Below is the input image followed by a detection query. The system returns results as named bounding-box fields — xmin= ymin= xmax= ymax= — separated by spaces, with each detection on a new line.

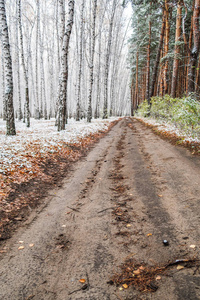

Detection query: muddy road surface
xmin=1 ymin=118 xmax=200 ymax=300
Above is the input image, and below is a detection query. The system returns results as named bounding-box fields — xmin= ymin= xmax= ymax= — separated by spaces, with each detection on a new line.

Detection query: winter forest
xmin=1 ymin=1 xmax=200 ymax=298
xmin=0 ymin=0 xmax=131 ymax=135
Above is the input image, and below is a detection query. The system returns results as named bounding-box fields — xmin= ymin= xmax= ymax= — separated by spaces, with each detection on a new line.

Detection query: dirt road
xmin=1 ymin=118 xmax=200 ymax=300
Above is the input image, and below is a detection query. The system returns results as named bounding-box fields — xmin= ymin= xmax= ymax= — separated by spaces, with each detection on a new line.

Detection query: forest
xmin=0 ymin=0 xmax=130 ymax=135
xmin=1 ymin=1 xmax=200 ymax=299
xmin=130 ymin=0 xmax=200 ymax=116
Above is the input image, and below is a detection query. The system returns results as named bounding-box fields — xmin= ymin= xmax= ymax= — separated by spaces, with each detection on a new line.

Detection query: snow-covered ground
xmin=0 ymin=118 xmax=119 ymax=176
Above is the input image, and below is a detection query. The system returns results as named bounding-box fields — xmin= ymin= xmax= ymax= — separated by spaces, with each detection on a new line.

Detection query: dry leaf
xmin=0 ymin=250 xmax=7 ymax=253
xmin=133 ymin=269 xmax=140 ymax=275
xmin=139 ymin=266 xmax=145 ymax=270
xmin=79 ymin=279 xmax=86 ymax=283
xmin=18 ymin=246 xmax=24 ymax=250
xmin=177 ymin=265 xmax=184 ymax=270
xmin=147 ymin=233 xmax=152 ymax=237
xmin=122 ymin=284 xmax=128 ymax=289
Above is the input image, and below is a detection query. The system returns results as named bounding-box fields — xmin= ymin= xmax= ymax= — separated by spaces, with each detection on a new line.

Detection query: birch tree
xmin=0 ymin=0 xmax=16 ymax=135
xmin=103 ymin=0 xmax=117 ymax=119
xmin=57 ymin=0 xmax=75 ymax=131
xmin=18 ymin=0 xmax=30 ymax=127
xmin=87 ymin=0 xmax=97 ymax=122
xmin=76 ymin=0 xmax=85 ymax=121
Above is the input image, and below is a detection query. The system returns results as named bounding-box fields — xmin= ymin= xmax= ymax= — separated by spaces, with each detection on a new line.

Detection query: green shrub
xmin=136 ymin=95 xmax=200 ymax=138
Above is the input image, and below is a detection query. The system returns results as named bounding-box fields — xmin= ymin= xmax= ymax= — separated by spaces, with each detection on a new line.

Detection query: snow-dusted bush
xmin=137 ymin=95 xmax=200 ymax=138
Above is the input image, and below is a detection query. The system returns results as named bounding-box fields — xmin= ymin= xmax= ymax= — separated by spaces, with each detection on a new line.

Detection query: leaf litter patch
xmin=109 ymin=257 xmax=199 ymax=293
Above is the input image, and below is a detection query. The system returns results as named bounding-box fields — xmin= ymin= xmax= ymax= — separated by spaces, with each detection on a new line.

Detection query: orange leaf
xmin=79 ymin=279 xmax=86 ymax=283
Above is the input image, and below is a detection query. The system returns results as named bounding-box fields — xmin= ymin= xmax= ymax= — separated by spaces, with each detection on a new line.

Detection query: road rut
xmin=1 ymin=118 xmax=200 ymax=300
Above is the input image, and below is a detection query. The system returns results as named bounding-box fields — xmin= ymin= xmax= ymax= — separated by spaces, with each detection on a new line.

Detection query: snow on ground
xmin=135 ymin=116 xmax=200 ymax=144
xmin=0 ymin=117 xmax=119 ymax=175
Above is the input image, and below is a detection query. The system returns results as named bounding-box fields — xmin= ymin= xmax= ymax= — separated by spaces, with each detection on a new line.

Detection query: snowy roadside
xmin=0 ymin=117 xmax=119 ymax=200
xmin=135 ymin=116 xmax=200 ymax=153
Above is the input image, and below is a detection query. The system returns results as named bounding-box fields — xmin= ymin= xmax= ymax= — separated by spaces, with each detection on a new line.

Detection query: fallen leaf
xmin=79 ymin=279 xmax=86 ymax=283
xmin=133 ymin=269 xmax=140 ymax=275
xmin=156 ymin=276 xmax=161 ymax=280
xmin=127 ymin=224 xmax=131 ymax=228
xmin=122 ymin=284 xmax=128 ymax=289
xmin=18 ymin=246 xmax=24 ymax=250
xmin=29 ymin=244 xmax=34 ymax=247
xmin=0 ymin=250 xmax=7 ymax=253
xmin=139 ymin=266 xmax=145 ymax=270
xmin=177 ymin=265 xmax=184 ymax=270
xmin=190 ymin=245 xmax=196 ymax=249
xmin=147 ymin=233 xmax=152 ymax=237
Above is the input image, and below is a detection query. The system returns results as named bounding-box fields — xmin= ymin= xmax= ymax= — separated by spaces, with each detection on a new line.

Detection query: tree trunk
xmin=18 ymin=0 xmax=30 ymax=127
xmin=0 ymin=34 xmax=6 ymax=121
xmin=146 ymin=19 xmax=151 ymax=100
xmin=163 ymin=0 xmax=170 ymax=95
xmin=149 ymin=11 xmax=165 ymax=101
xmin=76 ymin=0 xmax=85 ymax=121
xmin=87 ymin=0 xmax=97 ymax=123
xmin=135 ymin=50 xmax=139 ymax=109
xmin=0 ymin=0 xmax=16 ymax=135
xmin=57 ymin=0 xmax=75 ymax=131
xmin=35 ymin=0 xmax=40 ymax=119
xmin=94 ymin=2 xmax=106 ymax=119
xmin=103 ymin=0 xmax=117 ymax=119
xmin=188 ymin=0 xmax=200 ymax=94
xmin=171 ymin=2 xmax=182 ymax=98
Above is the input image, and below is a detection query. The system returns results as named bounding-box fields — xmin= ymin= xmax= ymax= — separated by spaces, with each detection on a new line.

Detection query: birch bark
xmin=103 ymin=0 xmax=117 ymax=119
xmin=87 ymin=0 xmax=97 ymax=123
xmin=57 ymin=0 xmax=75 ymax=131
xmin=76 ymin=0 xmax=85 ymax=121
xmin=18 ymin=0 xmax=30 ymax=127
xmin=0 ymin=0 xmax=16 ymax=135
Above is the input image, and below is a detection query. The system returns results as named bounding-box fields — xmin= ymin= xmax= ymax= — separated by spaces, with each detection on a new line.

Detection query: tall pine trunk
xmin=149 ymin=11 xmax=165 ymax=101
xmin=188 ymin=0 xmax=200 ymax=94
xmin=171 ymin=2 xmax=182 ymax=98
xmin=146 ymin=19 xmax=151 ymax=101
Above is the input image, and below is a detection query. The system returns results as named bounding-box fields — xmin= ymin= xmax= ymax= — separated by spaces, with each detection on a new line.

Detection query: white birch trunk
xmin=57 ymin=0 xmax=75 ymax=131
xmin=87 ymin=0 xmax=97 ymax=122
xmin=76 ymin=0 xmax=85 ymax=121
xmin=35 ymin=0 xmax=40 ymax=119
xmin=0 ymin=0 xmax=16 ymax=135
xmin=18 ymin=0 xmax=30 ymax=127
xmin=103 ymin=0 xmax=117 ymax=119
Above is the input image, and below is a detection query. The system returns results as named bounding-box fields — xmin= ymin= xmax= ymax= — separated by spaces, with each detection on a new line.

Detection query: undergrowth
xmin=136 ymin=95 xmax=200 ymax=138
